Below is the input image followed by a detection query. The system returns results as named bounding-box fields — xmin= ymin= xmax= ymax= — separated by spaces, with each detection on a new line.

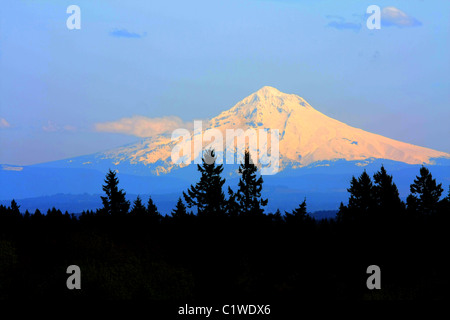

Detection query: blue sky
xmin=0 ymin=0 xmax=449 ymax=165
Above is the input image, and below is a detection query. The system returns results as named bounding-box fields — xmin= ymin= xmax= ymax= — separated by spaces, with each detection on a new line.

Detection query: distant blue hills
xmin=1 ymin=158 xmax=449 ymax=218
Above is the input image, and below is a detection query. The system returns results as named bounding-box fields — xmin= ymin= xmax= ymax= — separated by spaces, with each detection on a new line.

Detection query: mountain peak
xmin=53 ymin=87 xmax=450 ymax=175
xmin=225 ymin=86 xmax=311 ymax=118
xmin=254 ymin=86 xmax=284 ymax=97
xmin=205 ymin=86 xmax=449 ymax=168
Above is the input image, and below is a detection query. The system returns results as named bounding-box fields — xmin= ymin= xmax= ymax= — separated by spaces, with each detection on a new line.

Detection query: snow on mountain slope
xmin=213 ymin=86 xmax=449 ymax=166
xmin=38 ymin=86 xmax=450 ymax=175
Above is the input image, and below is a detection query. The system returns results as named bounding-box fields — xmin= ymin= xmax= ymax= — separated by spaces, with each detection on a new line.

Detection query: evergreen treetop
xmin=100 ymin=169 xmax=130 ymax=216
xmin=183 ymin=149 xmax=227 ymax=217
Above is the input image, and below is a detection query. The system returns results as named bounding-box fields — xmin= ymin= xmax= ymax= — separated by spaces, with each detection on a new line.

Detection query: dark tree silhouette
xmin=336 ymin=202 xmax=347 ymax=223
xmin=183 ymin=149 xmax=226 ymax=217
xmin=441 ymin=185 xmax=450 ymax=214
xmin=348 ymin=170 xmax=374 ymax=212
xmin=407 ymin=166 xmax=443 ymax=215
xmin=271 ymin=209 xmax=283 ymax=224
xmin=373 ymin=165 xmax=404 ymax=219
xmin=285 ymin=198 xmax=310 ymax=224
xmin=147 ymin=196 xmax=161 ymax=221
xmin=235 ymin=149 xmax=268 ymax=216
xmin=131 ymin=195 xmax=147 ymax=217
xmin=100 ymin=169 xmax=130 ymax=216
xmin=33 ymin=208 xmax=42 ymax=218
xmin=171 ymin=197 xmax=188 ymax=219
xmin=0 ymin=161 xmax=449 ymax=300
xmin=444 ymin=185 xmax=450 ymax=205
xmin=10 ymin=199 xmax=20 ymax=216
xmin=337 ymin=170 xmax=375 ymax=222
xmin=225 ymin=187 xmax=240 ymax=218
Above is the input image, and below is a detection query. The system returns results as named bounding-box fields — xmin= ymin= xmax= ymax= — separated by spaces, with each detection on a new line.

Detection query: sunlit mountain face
xmin=37 ymin=86 xmax=449 ymax=175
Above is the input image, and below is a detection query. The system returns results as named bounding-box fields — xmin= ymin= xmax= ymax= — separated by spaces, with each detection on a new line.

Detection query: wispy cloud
xmin=109 ymin=29 xmax=146 ymax=39
xmin=327 ymin=7 xmax=421 ymax=31
xmin=326 ymin=15 xmax=361 ymax=32
xmin=63 ymin=125 xmax=77 ymax=132
xmin=95 ymin=116 xmax=192 ymax=137
xmin=42 ymin=121 xmax=77 ymax=133
xmin=381 ymin=7 xmax=422 ymax=28
xmin=42 ymin=121 xmax=58 ymax=132
xmin=0 ymin=118 xmax=11 ymax=128
xmin=327 ymin=21 xmax=361 ymax=31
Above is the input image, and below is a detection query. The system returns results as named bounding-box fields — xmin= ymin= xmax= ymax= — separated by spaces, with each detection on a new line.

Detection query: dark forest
xmin=0 ymin=150 xmax=449 ymax=300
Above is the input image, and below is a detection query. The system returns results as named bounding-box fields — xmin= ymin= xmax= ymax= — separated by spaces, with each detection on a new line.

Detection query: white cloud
xmin=382 ymin=7 xmax=421 ymax=27
xmin=95 ymin=115 xmax=193 ymax=137
xmin=0 ymin=118 xmax=11 ymax=128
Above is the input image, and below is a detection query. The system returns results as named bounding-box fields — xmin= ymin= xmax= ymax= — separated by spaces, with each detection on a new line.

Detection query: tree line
xmin=0 ymin=149 xmax=449 ymax=300
xmin=2 ymin=149 xmax=448 ymax=223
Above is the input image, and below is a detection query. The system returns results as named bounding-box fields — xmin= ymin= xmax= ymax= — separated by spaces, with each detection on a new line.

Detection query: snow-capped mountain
xmin=2 ymin=86 xmax=449 ymax=212
xmin=41 ymin=86 xmax=449 ymax=175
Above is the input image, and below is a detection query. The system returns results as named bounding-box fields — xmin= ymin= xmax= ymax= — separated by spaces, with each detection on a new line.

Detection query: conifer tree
xmin=9 ymin=199 xmax=20 ymax=216
xmin=100 ymin=169 xmax=130 ymax=216
xmin=444 ymin=185 xmax=450 ymax=205
xmin=292 ymin=199 xmax=308 ymax=219
xmin=285 ymin=198 xmax=310 ymax=224
xmin=131 ymin=195 xmax=147 ymax=216
xmin=147 ymin=196 xmax=161 ymax=220
xmin=407 ymin=166 xmax=443 ymax=215
xmin=336 ymin=202 xmax=348 ymax=223
xmin=440 ymin=185 xmax=450 ymax=216
xmin=373 ymin=165 xmax=404 ymax=219
xmin=235 ymin=149 xmax=268 ymax=216
xmin=183 ymin=149 xmax=226 ymax=217
xmin=272 ymin=209 xmax=283 ymax=224
xmin=34 ymin=208 xmax=42 ymax=218
xmin=171 ymin=197 xmax=188 ymax=219
xmin=47 ymin=207 xmax=62 ymax=218
xmin=347 ymin=170 xmax=374 ymax=212
xmin=339 ymin=170 xmax=375 ymax=222
xmin=0 ymin=204 xmax=6 ymax=215
xmin=225 ymin=187 xmax=240 ymax=218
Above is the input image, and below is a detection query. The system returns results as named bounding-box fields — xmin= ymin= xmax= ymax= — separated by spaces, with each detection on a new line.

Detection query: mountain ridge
xmin=30 ymin=86 xmax=449 ymax=176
